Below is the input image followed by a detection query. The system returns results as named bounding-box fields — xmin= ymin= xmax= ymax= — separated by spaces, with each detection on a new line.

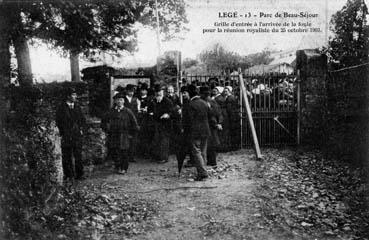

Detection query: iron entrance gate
xmin=183 ymin=73 xmax=299 ymax=147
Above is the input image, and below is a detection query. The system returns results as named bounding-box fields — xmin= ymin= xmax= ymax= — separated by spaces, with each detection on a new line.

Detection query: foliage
xmin=246 ymin=49 xmax=274 ymax=66
xmin=68 ymin=190 xmax=160 ymax=238
xmin=1 ymin=0 xmax=188 ymax=57
xmin=329 ymin=0 xmax=369 ymax=68
xmin=0 ymin=83 xmax=88 ymax=238
xmin=0 ymin=86 xmax=58 ymax=238
xmin=36 ymin=81 xmax=88 ymax=110
xmin=198 ymin=43 xmax=250 ymax=74
xmin=159 ymin=55 xmax=178 ymax=76
xmin=0 ymin=0 xmax=188 ymax=86
xmin=197 ymin=44 xmax=273 ymax=74
xmin=182 ymin=58 xmax=199 ymax=69
xmin=253 ymin=149 xmax=369 ymax=239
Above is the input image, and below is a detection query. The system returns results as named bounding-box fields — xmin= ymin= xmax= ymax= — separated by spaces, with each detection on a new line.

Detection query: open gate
xmin=184 ymin=73 xmax=300 ymax=148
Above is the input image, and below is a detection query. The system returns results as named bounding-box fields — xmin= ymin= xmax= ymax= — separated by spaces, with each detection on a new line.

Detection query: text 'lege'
xmin=218 ymin=11 xmax=238 ymax=18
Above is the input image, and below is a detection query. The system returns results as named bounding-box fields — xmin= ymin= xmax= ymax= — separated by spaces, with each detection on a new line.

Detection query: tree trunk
xmin=13 ymin=35 xmax=33 ymax=86
xmin=70 ymin=51 xmax=81 ymax=82
xmin=0 ymin=9 xmax=11 ymax=240
xmin=0 ymin=7 xmax=11 ymax=87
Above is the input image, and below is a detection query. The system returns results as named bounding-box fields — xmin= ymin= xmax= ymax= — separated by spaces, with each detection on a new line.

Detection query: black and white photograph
xmin=0 ymin=0 xmax=368 ymax=239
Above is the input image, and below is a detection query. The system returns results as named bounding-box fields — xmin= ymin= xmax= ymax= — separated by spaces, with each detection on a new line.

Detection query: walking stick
xmin=239 ymin=74 xmax=262 ymax=160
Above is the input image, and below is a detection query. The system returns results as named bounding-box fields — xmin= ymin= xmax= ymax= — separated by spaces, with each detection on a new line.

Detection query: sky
xmin=30 ymin=0 xmax=353 ymax=79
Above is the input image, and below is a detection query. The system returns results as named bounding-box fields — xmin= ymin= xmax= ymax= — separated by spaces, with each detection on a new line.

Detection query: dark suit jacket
xmin=149 ymin=96 xmax=174 ymax=135
xmin=101 ymin=107 xmax=139 ymax=149
xmin=124 ymin=96 xmax=139 ymax=116
xmin=167 ymin=94 xmax=181 ymax=107
xmin=183 ymin=96 xmax=211 ymax=140
xmin=204 ymin=96 xmax=223 ymax=146
xmin=225 ymin=94 xmax=239 ymax=129
xmin=56 ymin=102 xmax=86 ymax=145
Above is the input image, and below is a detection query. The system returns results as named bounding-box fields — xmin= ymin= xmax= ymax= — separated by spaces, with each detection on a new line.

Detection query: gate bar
xmin=239 ymin=73 xmax=262 ymax=159
xmin=240 ymin=79 xmax=243 ymax=149
xmin=297 ymin=70 xmax=301 ymax=145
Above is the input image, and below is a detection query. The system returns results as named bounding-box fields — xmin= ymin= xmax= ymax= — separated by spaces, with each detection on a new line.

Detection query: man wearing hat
xmin=137 ymin=82 xmax=153 ymax=157
xmin=149 ymin=84 xmax=174 ymax=163
xmin=211 ymin=86 xmax=227 ymax=151
xmin=56 ymin=87 xmax=87 ymax=181
xmin=101 ymin=92 xmax=140 ymax=174
xmin=124 ymin=84 xmax=141 ymax=162
xmin=138 ymin=83 xmax=150 ymax=111
xmin=173 ymin=86 xmax=195 ymax=169
xmin=200 ymin=86 xmax=223 ymax=167
xmin=224 ymin=85 xmax=240 ymax=150
xmin=182 ymin=84 xmax=210 ymax=181
xmin=124 ymin=84 xmax=140 ymax=116
xmin=166 ymin=84 xmax=181 ymax=154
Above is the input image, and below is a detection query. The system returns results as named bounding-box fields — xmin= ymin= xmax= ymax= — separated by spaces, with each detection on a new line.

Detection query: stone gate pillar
xmin=296 ymin=49 xmax=328 ymax=145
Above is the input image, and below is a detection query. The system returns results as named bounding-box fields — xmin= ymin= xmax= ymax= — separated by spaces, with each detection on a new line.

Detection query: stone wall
xmin=325 ymin=65 xmax=369 ymax=165
xmin=296 ymin=49 xmax=368 ymax=166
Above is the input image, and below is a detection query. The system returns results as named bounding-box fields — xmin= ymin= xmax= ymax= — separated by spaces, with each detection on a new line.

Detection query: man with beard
xmin=124 ymin=84 xmax=140 ymax=162
xmin=149 ymin=84 xmax=174 ymax=163
xmin=166 ymin=84 xmax=181 ymax=154
xmin=200 ymin=86 xmax=223 ymax=167
xmin=166 ymin=84 xmax=181 ymax=107
xmin=183 ymin=84 xmax=210 ymax=181
xmin=137 ymin=83 xmax=153 ymax=157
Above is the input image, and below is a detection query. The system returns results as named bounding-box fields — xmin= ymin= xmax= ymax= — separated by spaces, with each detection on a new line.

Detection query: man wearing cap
xmin=200 ymin=86 xmax=223 ymax=167
xmin=101 ymin=92 xmax=140 ymax=174
xmin=149 ymin=84 xmax=174 ymax=163
xmin=183 ymin=84 xmax=210 ymax=181
xmin=124 ymin=84 xmax=141 ymax=162
xmin=56 ymin=87 xmax=87 ymax=181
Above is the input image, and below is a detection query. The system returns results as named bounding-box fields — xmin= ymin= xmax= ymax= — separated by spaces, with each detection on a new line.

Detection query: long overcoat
xmin=206 ymin=97 xmax=223 ymax=146
xmin=183 ymin=96 xmax=211 ymax=140
xmin=101 ymin=107 xmax=139 ymax=150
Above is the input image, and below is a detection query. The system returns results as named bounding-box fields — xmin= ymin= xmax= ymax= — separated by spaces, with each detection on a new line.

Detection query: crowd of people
xmin=56 ymin=81 xmax=241 ymax=182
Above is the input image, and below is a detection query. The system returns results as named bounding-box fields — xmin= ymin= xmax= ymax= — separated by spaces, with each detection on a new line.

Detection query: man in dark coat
xmin=56 ymin=87 xmax=87 ymax=180
xmin=212 ymin=86 xmax=228 ymax=151
xmin=149 ymin=84 xmax=174 ymax=163
xmin=200 ymin=86 xmax=223 ymax=167
xmin=166 ymin=84 xmax=181 ymax=107
xmin=124 ymin=84 xmax=140 ymax=162
xmin=173 ymin=86 xmax=195 ymax=170
xmin=183 ymin=84 xmax=210 ymax=181
xmin=224 ymin=86 xmax=240 ymax=150
xmin=137 ymin=83 xmax=153 ymax=157
xmin=167 ymin=84 xmax=181 ymax=154
xmin=101 ymin=92 xmax=139 ymax=174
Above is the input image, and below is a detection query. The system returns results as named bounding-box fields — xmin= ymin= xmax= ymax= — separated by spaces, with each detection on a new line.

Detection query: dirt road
xmin=79 ymin=149 xmax=278 ymax=240
xmin=74 ymin=149 xmax=368 ymax=240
